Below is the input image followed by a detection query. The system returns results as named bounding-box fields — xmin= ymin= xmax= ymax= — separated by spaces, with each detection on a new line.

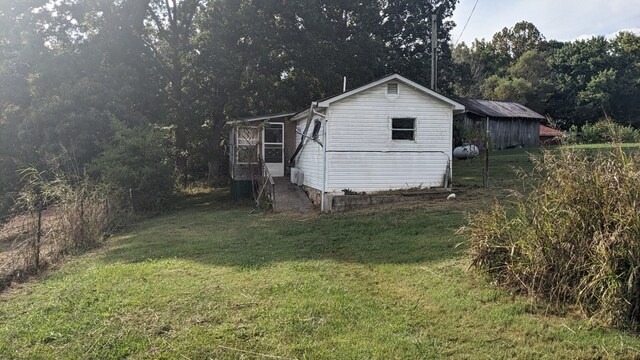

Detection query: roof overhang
xmin=289 ymin=108 xmax=311 ymax=122
xmin=315 ymin=74 xmax=465 ymax=111
xmin=225 ymin=112 xmax=296 ymax=126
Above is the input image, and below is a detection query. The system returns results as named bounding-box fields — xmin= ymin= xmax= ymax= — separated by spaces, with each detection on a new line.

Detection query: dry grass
xmin=464 ymin=145 xmax=640 ymax=331
xmin=0 ymin=192 xmax=114 ymax=290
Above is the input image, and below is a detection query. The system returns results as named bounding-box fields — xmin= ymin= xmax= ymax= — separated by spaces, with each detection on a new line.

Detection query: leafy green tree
xmin=452 ymin=39 xmax=504 ymax=98
xmin=381 ymin=0 xmax=458 ymax=93
xmin=482 ymin=49 xmax=553 ymax=113
xmin=491 ymin=21 xmax=545 ymax=65
xmin=548 ymin=33 xmax=640 ymax=126
xmin=89 ymin=121 xmax=176 ymax=212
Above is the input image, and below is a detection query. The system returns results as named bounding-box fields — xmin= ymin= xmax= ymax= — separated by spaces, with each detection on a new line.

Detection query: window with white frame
xmin=236 ymin=126 xmax=259 ymax=164
xmin=391 ymin=117 xmax=416 ymax=140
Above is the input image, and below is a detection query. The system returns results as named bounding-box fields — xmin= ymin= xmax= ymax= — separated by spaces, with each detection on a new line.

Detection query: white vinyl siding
xmin=295 ymin=117 xmax=324 ymax=191
xmin=326 ymin=152 xmax=449 ymax=192
xmin=324 ymin=81 xmax=453 ymax=193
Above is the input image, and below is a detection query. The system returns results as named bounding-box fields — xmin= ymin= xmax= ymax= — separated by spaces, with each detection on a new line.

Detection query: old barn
xmin=454 ymin=98 xmax=545 ymax=150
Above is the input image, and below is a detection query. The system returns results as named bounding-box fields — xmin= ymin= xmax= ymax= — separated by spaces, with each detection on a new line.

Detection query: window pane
xmin=238 ymin=127 xmax=259 ymax=145
xmin=264 ymin=144 xmax=283 ymax=163
xmin=238 ymin=145 xmax=257 ymax=163
xmin=264 ymin=124 xmax=283 ymax=143
xmin=392 ymin=118 xmax=414 ymax=129
xmin=392 ymin=130 xmax=415 ymax=140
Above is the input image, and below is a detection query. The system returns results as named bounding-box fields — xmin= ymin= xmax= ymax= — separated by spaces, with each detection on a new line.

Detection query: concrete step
xmin=272 ymin=178 xmax=315 ymax=213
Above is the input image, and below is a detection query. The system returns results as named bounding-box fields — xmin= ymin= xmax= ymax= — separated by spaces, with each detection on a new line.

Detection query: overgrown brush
xmin=0 ymin=167 xmax=126 ymax=289
xmin=463 ymin=146 xmax=640 ymax=330
xmin=567 ymin=118 xmax=640 ymax=144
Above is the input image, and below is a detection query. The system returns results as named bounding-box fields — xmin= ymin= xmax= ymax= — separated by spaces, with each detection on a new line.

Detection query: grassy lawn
xmin=2 ymin=147 xmax=640 ymax=358
xmin=453 ymin=143 xmax=640 ymax=188
xmin=453 ymin=147 xmax=541 ymax=189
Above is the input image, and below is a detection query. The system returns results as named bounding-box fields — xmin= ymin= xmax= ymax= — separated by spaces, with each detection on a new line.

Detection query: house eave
xmin=316 ymin=74 xmax=465 ymax=111
xmin=225 ymin=112 xmax=297 ymax=126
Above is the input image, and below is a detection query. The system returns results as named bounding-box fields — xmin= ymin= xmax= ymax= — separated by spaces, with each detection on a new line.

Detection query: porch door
xmin=263 ymin=122 xmax=285 ymax=177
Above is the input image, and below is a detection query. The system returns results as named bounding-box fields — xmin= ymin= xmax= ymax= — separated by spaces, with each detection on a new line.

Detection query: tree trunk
xmin=207 ymin=119 xmax=227 ymax=187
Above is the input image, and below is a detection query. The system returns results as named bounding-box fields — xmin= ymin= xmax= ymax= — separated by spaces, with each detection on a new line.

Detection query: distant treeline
xmin=452 ymin=21 xmax=640 ymax=129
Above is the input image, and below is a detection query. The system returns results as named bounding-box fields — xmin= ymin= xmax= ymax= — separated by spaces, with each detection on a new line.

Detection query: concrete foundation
xmin=302 ymin=186 xmax=322 ymax=207
xmin=329 ymin=190 xmax=450 ymax=212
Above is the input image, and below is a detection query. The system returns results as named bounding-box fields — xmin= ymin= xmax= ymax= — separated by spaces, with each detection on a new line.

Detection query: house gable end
xmin=316 ymin=74 xmax=464 ymax=111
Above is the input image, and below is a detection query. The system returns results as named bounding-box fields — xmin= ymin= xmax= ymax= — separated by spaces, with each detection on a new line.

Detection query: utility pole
xmin=431 ymin=13 xmax=438 ymax=91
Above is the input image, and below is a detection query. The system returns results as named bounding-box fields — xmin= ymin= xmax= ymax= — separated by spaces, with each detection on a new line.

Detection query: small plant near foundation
xmin=342 ymin=188 xmax=364 ymax=195
xmin=463 ymin=145 xmax=640 ymax=331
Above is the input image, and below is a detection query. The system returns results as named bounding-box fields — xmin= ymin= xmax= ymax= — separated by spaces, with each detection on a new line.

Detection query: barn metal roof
xmin=456 ymin=98 xmax=545 ymax=120
xmin=540 ymin=124 xmax=563 ymax=137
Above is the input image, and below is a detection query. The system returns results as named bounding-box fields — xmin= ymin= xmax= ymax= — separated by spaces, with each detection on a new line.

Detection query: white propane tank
xmin=453 ymin=145 xmax=480 ymax=160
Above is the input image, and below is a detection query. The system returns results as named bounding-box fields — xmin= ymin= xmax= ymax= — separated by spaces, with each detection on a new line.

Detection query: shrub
xmin=90 ymin=123 xmax=176 ymax=212
xmin=463 ymin=146 xmax=640 ymax=330
xmin=578 ymin=119 xmax=640 ymax=144
xmin=566 ymin=125 xmax=580 ymax=144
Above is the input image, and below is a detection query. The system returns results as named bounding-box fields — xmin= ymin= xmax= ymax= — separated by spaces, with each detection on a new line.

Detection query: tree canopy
xmin=453 ymin=21 xmax=640 ymax=128
xmin=1 ymin=1 xmax=639 ymax=216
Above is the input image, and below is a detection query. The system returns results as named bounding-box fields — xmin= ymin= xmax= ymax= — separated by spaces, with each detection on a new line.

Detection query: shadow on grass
xmin=101 ymin=189 xmax=465 ymax=268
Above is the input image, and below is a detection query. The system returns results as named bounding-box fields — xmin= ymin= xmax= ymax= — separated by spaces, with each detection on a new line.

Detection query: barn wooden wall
xmin=457 ymin=113 xmax=540 ymax=150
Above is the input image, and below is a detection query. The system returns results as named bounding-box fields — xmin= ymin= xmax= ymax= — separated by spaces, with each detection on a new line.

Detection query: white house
xmin=227 ymin=74 xmax=465 ymax=211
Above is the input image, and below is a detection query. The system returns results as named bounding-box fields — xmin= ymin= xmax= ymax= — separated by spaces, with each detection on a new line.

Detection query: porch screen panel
xmin=236 ymin=127 xmax=259 ymax=164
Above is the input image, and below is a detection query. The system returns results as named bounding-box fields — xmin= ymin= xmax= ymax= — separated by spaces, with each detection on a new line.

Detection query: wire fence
xmin=0 ymin=198 xmax=114 ymax=291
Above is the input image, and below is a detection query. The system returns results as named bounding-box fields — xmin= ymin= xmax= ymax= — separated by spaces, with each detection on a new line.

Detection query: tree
xmin=381 ymin=0 xmax=458 ymax=93
xmin=482 ymin=49 xmax=553 ymax=114
xmin=547 ymin=34 xmax=640 ymax=126
xmin=143 ymin=0 xmax=204 ymax=184
xmin=491 ymin=21 xmax=545 ymax=64
xmin=452 ymin=39 xmax=503 ymax=98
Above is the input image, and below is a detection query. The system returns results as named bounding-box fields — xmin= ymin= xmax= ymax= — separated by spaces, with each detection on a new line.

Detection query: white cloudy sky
xmin=450 ymin=0 xmax=640 ymax=44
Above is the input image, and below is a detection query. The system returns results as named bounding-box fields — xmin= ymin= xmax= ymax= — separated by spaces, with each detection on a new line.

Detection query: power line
xmin=454 ymin=0 xmax=480 ymax=46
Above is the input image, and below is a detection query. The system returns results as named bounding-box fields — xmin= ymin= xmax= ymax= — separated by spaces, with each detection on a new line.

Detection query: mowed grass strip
xmin=0 ymin=148 xmax=640 ymax=359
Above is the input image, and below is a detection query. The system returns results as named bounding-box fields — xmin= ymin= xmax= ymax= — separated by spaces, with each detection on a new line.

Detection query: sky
xmin=450 ymin=0 xmax=640 ymax=45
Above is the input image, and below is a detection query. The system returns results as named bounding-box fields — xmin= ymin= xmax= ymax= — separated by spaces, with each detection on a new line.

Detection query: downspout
xmin=303 ymin=107 xmax=328 ymax=210
xmin=289 ymin=103 xmax=316 ymax=166
xmin=319 ymin=110 xmax=328 ymax=212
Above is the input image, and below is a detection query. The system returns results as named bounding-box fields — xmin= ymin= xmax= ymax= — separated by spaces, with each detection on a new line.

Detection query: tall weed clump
xmin=464 ymin=146 xmax=640 ymax=330
xmin=1 ymin=167 xmax=127 ymax=289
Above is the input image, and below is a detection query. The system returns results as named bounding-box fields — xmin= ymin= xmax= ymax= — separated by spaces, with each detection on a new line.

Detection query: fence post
xmin=35 ymin=207 xmax=42 ymax=270
xmin=79 ymin=195 xmax=85 ymax=247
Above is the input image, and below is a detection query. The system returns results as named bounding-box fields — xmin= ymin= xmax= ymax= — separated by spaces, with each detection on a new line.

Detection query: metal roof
xmin=456 ymin=98 xmax=545 ymax=120
xmin=225 ymin=112 xmax=297 ymax=125
xmin=540 ymin=124 xmax=563 ymax=137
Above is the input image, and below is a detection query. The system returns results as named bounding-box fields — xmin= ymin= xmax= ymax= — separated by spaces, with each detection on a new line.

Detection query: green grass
xmin=453 ymin=143 xmax=640 ymax=188
xmin=2 ymin=148 xmax=640 ymax=358
xmin=567 ymin=143 xmax=640 ymax=149
xmin=453 ymin=147 xmax=541 ymax=189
